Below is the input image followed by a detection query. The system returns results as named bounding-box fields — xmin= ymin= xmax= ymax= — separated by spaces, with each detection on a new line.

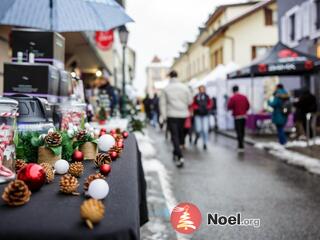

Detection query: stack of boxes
xmin=3 ymin=29 xmax=72 ymax=103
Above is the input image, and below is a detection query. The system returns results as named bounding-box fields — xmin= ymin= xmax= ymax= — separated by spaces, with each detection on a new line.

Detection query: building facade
xmin=146 ymin=56 xmax=170 ymax=95
xmin=278 ymin=0 xmax=320 ymax=97
xmin=204 ymin=0 xmax=278 ymax=68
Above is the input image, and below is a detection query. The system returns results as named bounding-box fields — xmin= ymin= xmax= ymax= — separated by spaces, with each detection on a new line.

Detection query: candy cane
xmin=0 ymin=142 xmax=14 ymax=178
xmin=0 ymin=112 xmax=19 ymax=117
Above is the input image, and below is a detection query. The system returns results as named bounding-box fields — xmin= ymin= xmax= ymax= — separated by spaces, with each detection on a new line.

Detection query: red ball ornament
xmin=110 ymin=151 xmax=118 ymax=160
xmin=17 ymin=163 xmax=46 ymax=191
xmin=101 ymin=128 xmax=107 ymax=132
xmin=100 ymin=164 xmax=112 ymax=176
xmin=99 ymin=131 xmax=106 ymax=137
xmin=72 ymin=149 xmax=84 ymax=162
xmin=110 ymin=129 xmax=116 ymax=135
xmin=122 ymin=131 xmax=129 ymax=139
xmin=116 ymin=141 xmax=124 ymax=149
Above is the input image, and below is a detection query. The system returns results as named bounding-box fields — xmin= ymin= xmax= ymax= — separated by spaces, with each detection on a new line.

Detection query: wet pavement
xmin=140 ymin=127 xmax=320 ymax=240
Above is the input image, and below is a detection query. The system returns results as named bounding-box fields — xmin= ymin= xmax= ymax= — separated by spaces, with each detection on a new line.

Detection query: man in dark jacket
xmin=227 ymin=85 xmax=250 ymax=152
xmin=294 ymin=88 xmax=317 ymax=138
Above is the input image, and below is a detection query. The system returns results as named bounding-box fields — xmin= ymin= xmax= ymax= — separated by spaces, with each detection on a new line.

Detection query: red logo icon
xmin=278 ymin=49 xmax=298 ymax=58
xmin=258 ymin=64 xmax=267 ymax=73
xmin=95 ymin=30 xmax=114 ymax=51
xmin=170 ymin=202 xmax=202 ymax=234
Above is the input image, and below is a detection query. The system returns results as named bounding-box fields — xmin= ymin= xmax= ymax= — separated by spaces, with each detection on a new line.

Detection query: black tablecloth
xmin=0 ymin=134 xmax=148 ymax=240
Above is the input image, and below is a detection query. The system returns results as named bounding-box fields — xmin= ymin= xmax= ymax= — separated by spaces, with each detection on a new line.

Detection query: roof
xmin=203 ymin=0 xmax=276 ymax=46
xmin=228 ymin=42 xmax=320 ymax=78
xmin=205 ymin=1 xmax=259 ymax=26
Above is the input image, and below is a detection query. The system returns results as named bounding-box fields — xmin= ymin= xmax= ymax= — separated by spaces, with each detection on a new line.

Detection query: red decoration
xmin=100 ymin=164 xmax=111 ymax=176
xmin=95 ymin=30 xmax=114 ymax=51
xmin=110 ymin=151 xmax=118 ymax=160
xmin=278 ymin=49 xmax=298 ymax=59
xmin=304 ymin=60 xmax=314 ymax=70
xmin=110 ymin=129 xmax=116 ymax=135
xmin=258 ymin=64 xmax=267 ymax=73
xmin=116 ymin=141 xmax=124 ymax=149
xmin=99 ymin=129 xmax=107 ymax=137
xmin=17 ymin=164 xmax=46 ymax=191
xmin=72 ymin=149 xmax=84 ymax=162
xmin=122 ymin=131 xmax=129 ymax=139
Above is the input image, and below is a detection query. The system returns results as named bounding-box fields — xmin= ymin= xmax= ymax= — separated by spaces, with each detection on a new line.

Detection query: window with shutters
xmin=290 ymin=14 xmax=296 ymax=41
xmin=264 ymin=8 xmax=273 ymax=26
xmin=316 ymin=0 xmax=320 ymax=30
xmin=251 ymin=46 xmax=272 ymax=60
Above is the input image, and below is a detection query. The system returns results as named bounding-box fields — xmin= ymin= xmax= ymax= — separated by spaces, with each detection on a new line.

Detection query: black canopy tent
xmin=228 ymin=42 xmax=320 ymax=79
xmin=227 ymin=42 xmax=320 ymax=120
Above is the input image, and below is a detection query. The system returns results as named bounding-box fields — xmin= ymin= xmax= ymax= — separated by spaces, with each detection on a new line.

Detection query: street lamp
xmin=119 ymin=25 xmax=129 ymax=117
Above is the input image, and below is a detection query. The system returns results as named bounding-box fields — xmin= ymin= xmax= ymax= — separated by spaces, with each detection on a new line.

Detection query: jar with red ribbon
xmin=58 ymin=95 xmax=87 ymax=131
xmin=0 ymin=97 xmax=19 ymax=183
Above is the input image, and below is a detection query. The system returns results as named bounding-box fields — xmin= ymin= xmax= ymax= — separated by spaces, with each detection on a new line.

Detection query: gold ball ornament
xmin=80 ymin=199 xmax=105 ymax=229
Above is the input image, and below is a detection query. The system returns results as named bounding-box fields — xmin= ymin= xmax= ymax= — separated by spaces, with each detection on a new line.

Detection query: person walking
xmin=268 ymin=84 xmax=290 ymax=145
xmin=143 ymin=94 xmax=152 ymax=123
xmin=160 ymin=70 xmax=192 ymax=167
xmin=192 ymin=85 xmax=213 ymax=150
xmin=294 ymin=88 xmax=317 ymax=138
xmin=99 ymin=79 xmax=117 ymax=116
xmin=227 ymin=85 xmax=250 ymax=152
xmin=151 ymin=93 xmax=160 ymax=128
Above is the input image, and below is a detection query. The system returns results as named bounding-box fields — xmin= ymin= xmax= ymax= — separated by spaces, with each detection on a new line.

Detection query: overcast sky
xmin=126 ymin=0 xmax=242 ymax=95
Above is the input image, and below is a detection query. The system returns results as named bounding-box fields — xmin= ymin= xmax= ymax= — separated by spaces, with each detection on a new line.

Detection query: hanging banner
xmin=95 ymin=30 xmax=114 ymax=51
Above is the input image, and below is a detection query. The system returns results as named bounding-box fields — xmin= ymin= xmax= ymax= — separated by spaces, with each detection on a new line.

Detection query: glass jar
xmin=59 ymin=95 xmax=87 ymax=130
xmin=0 ymin=97 xmax=18 ymax=183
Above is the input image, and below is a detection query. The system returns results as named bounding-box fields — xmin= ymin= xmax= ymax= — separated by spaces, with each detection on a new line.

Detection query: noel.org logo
xmin=170 ymin=202 xmax=202 ymax=234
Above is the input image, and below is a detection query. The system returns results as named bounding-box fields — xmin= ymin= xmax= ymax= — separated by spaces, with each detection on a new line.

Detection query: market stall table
xmin=0 ymin=134 xmax=148 ymax=240
xmin=246 ymin=113 xmax=271 ymax=133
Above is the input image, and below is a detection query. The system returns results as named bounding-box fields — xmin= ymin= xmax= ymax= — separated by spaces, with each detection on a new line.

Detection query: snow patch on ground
xmin=136 ymin=130 xmax=188 ymax=240
xmin=255 ymin=141 xmax=320 ymax=175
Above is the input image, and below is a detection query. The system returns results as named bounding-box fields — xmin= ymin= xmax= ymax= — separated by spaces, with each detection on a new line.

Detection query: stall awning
xmin=228 ymin=42 xmax=320 ymax=79
xmin=63 ymin=32 xmax=112 ymax=75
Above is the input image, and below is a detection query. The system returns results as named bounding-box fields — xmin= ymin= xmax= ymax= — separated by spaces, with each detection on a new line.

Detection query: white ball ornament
xmin=98 ymin=134 xmax=115 ymax=152
xmin=85 ymin=123 xmax=91 ymax=130
xmin=88 ymin=179 xmax=109 ymax=200
xmin=54 ymin=159 xmax=70 ymax=175
xmin=67 ymin=129 xmax=75 ymax=138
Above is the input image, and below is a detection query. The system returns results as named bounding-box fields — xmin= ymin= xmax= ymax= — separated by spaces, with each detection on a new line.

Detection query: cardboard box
xmin=11 ymin=29 xmax=65 ymax=69
xmin=4 ymin=63 xmax=59 ymax=102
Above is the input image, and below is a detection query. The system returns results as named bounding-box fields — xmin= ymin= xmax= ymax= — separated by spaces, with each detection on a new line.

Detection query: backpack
xmin=281 ymin=99 xmax=292 ymax=116
xmin=195 ymin=94 xmax=209 ymax=116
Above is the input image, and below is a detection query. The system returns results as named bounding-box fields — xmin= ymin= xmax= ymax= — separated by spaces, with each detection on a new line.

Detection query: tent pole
xmin=251 ymin=73 xmax=254 ymax=114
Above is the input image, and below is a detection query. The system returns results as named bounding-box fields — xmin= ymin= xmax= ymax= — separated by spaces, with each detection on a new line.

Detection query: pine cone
xmin=83 ymin=173 xmax=105 ymax=192
xmin=40 ymin=163 xmax=55 ymax=183
xmin=114 ymin=135 xmax=123 ymax=142
xmin=59 ymin=174 xmax=79 ymax=195
xmin=80 ymin=199 xmax=105 ymax=229
xmin=109 ymin=146 xmax=122 ymax=155
xmin=76 ymin=130 xmax=88 ymax=142
xmin=94 ymin=153 xmax=112 ymax=167
xmin=68 ymin=162 xmax=84 ymax=178
xmin=2 ymin=180 xmax=31 ymax=206
xmin=15 ymin=159 xmax=26 ymax=172
xmin=45 ymin=132 xmax=62 ymax=147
